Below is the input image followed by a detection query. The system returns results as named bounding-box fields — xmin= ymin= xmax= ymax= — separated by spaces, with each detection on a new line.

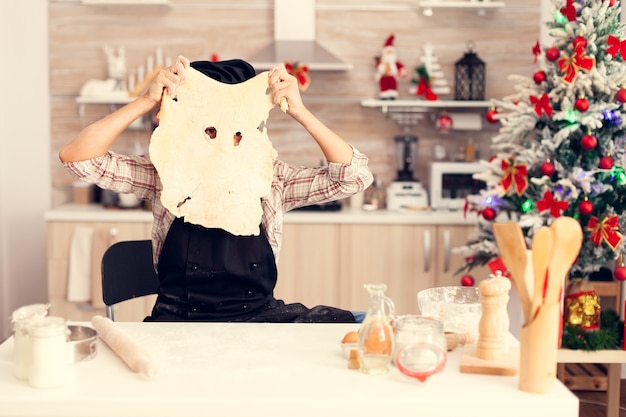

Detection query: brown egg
xmin=341 ymin=330 xmax=358 ymax=344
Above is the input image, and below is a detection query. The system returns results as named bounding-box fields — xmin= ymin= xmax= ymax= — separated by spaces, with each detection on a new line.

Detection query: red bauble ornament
xmin=546 ymin=47 xmax=560 ymax=61
xmin=616 ymin=88 xmax=626 ymax=103
xmin=486 ymin=109 xmax=498 ymax=124
xmin=614 ymin=266 xmax=626 ymax=282
xmin=599 ymin=155 xmax=615 ymax=169
xmin=581 ymin=134 xmax=597 ymax=150
xmin=482 ymin=207 xmax=496 ymax=221
xmin=533 ymin=70 xmax=547 ymax=84
xmin=436 ymin=112 xmax=453 ymax=133
xmin=461 ymin=275 xmax=475 ymax=287
xmin=578 ymin=200 xmax=593 ymax=216
xmin=574 ymin=98 xmax=589 ymax=112
xmin=540 ymin=161 xmax=555 ymax=176
xmin=573 ymin=36 xmax=587 ymax=49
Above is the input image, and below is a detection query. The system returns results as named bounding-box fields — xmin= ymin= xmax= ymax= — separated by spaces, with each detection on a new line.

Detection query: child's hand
xmin=268 ymin=64 xmax=304 ymax=116
xmin=145 ymin=55 xmax=190 ymax=106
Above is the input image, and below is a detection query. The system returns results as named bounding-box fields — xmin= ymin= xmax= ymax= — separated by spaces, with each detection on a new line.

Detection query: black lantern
xmin=454 ymin=42 xmax=486 ymax=101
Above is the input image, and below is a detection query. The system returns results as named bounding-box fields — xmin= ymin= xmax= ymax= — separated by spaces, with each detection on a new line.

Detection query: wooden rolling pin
xmin=91 ymin=315 xmax=159 ymax=377
xmin=446 ymin=332 xmax=475 ymax=351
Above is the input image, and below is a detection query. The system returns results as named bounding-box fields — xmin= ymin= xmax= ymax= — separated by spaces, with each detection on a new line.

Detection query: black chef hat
xmin=190 ymin=59 xmax=256 ymax=84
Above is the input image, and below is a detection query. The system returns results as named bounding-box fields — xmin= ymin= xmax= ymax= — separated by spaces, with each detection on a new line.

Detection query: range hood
xmin=248 ymin=0 xmax=352 ymax=71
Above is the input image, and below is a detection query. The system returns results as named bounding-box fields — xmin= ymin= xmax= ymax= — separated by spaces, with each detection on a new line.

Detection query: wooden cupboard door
xmin=435 ymin=224 xmax=490 ymax=287
xmin=275 ymin=224 xmax=340 ymax=308
xmin=47 ymin=221 xmax=152 ymax=321
xmin=338 ymin=224 xmax=437 ymax=316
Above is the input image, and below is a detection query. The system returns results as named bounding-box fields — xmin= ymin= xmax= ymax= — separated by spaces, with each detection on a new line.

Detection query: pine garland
xmin=561 ymin=309 xmax=624 ymax=351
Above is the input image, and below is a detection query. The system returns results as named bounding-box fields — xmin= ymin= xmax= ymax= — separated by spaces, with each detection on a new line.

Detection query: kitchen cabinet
xmin=338 ymin=224 xmax=437 ymax=315
xmin=435 ymin=224 xmax=491 ymax=286
xmin=47 ymin=220 xmax=153 ymax=321
xmin=275 ymin=224 xmax=341 ymax=308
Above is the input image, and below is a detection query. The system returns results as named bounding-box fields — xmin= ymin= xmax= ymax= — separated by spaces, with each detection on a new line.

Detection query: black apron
xmin=145 ymin=217 xmax=355 ymax=323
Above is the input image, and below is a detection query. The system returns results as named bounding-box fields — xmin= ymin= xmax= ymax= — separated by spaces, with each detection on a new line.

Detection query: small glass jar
xmin=28 ymin=316 xmax=68 ymax=389
xmin=10 ymin=304 xmax=49 ymax=380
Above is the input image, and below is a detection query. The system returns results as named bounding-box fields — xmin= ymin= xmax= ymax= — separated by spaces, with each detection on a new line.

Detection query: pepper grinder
xmin=476 ymin=273 xmax=511 ymax=361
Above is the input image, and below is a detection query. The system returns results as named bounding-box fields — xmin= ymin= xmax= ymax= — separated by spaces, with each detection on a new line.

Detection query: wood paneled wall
xmin=49 ymin=0 xmax=540 ymax=206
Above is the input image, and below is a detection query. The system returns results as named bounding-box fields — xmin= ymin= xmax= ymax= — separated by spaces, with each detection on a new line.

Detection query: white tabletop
xmin=0 ymin=322 xmax=577 ymax=417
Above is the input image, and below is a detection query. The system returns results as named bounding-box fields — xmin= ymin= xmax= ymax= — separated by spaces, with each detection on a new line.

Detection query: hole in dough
xmin=205 ymin=127 xmax=217 ymax=139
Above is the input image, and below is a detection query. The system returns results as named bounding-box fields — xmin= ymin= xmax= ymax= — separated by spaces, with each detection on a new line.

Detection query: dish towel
xmin=67 ymin=227 xmax=94 ymax=302
xmin=90 ymin=228 xmax=115 ymax=308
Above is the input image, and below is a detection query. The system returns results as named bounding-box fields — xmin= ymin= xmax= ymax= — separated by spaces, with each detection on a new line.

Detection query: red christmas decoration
xmin=560 ymin=0 xmax=577 ymax=22
xmin=436 ymin=112 xmax=453 ymax=133
xmin=574 ymin=98 xmax=589 ymax=112
xmin=581 ymin=134 xmax=597 ymax=150
xmin=558 ymin=42 xmax=595 ymax=84
xmin=599 ymin=155 xmax=615 ymax=169
xmin=501 ymin=159 xmax=529 ymax=196
xmin=541 ymin=160 xmax=555 ymax=176
xmin=461 ymin=275 xmax=475 ymax=287
xmin=482 ymin=207 xmax=496 ymax=221
xmin=546 ymin=47 xmax=560 ymax=61
xmin=588 ymin=215 xmax=623 ymax=250
xmin=533 ymin=70 xmax=547 ymax=84
xmin=537 ymin=190 xmax=569 ymax=217
xmin=285 ymin=61 xmax=310 ymax=91
xmin=616 ymin=88 xmax=626 ymax=103
xmin=578 ymin=200 xmax=594 ymax=216
xmin=486 ymin=108 xmax=498 ymax=124
xmin=573 ymin=36 xmax=587 ymax=49
xmin=607 ymin=35 xmax=626 ymax=59
xmin=532 ymin=41 xmax=541 ymax=63
xmin=615 ymin=266 xmax=626 ymax=282
xmin=530 ymin=93 xmax=553 ymax=117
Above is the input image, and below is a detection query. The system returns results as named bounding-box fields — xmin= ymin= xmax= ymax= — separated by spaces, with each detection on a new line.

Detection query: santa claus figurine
xmin=375 ymin=35 xmax=407 ymax=99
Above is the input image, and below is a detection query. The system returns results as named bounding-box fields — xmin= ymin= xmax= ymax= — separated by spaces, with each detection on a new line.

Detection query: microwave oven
xmin=430 ymin=162 xmax=487 ymax=211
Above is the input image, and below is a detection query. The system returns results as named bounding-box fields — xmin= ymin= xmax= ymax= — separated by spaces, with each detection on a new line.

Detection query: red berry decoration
xmin=616 ymin=88 xmax=626 ymax=103
xmin=574 ymin=98 xmax=589 ymax=112
xmin=546 ymin=47 xmax=560 ymax=61
xmin=461 ymin=274 xmax=475 ymax=287
xmin=578 ymin=200 xmax=593 ymax=216
xmin=573 ymin=36 xmax=587 ymax=49
xmin=599 ymin=155 xmax=615 ymax=169
xmin=482 ymin=207 xmax=496 ymax=221
xmin=540 ymin=161 xmax=555 ymax=176
xmin=533 ymin=70 xmax=547 ymax=84
xmin=581 ymin=134 xmax=597 ymax=150
xmin=486 ymin=109 xmax=499 ymax=124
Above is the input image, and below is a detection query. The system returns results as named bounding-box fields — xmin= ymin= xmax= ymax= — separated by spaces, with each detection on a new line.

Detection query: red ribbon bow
xmin=501 ymin=159 xmax=529 ymax=196
xmin=537 ymin=190 xmax=569 ymax=217
xmin=532 ymin=41 xmax=541 ymax=63
xmin=416 ymin=77 xmax=438 ymax=100
xmin=558 ymin=43 xmax=595 ymax=83
xmin=284 ymin=61 xmax=310 ymax=91
xmin=559 ymin=0 xmax=577 ymax=22
xmin=607 ymin=35 xmax=626 ymax=59
xmin=530 ymin=93 xmax=553 ymax=117
xmin=588 ymin=215 xmax=623 ymax=250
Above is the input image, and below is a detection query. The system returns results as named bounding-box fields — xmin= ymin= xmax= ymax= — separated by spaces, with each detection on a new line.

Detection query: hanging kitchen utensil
xmin=529 ymin=226 xmax=554 ymax=322
xmin=492 ymin=223 xmax=532 ymax=322
xmin=544 ymin=217 xmax=583 ymax=304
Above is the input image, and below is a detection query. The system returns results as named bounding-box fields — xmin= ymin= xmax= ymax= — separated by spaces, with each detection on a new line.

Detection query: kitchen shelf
xmin=76 ymin=95 xmax=133 ymax=118
xmin=81 ymin=0 xmax=171 ymax=6
xmin=361 ymin=98 xmax=492 ymax=112
xmin=419 ymin=1 xmax=505 ymax=16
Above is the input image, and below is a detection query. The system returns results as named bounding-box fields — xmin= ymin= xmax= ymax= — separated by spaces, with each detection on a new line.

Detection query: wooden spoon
xmin=492 ymin=223 xmax=532 ymax=322
xmin=529 ymin=226 xmax=554 ymax=321
xmin=545 ymin=217 xmax=583 ymax=304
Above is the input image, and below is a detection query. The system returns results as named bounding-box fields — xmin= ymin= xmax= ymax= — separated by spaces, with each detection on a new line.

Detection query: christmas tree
xmin=456 ymin=0 xmax=626 ymax=283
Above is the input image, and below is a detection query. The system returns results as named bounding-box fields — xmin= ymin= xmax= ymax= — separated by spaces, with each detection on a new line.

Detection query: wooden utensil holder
xmin=519 ymin=302 xmax=560 ymax=394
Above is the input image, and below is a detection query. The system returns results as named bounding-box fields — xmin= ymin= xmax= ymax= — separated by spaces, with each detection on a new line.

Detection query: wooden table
xmin=0 ymin=322 xmax=578 ymax=417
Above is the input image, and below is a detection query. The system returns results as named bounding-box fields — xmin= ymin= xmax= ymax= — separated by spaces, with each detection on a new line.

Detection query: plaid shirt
xmin=63 ymin=148 xmax=372 ymax=266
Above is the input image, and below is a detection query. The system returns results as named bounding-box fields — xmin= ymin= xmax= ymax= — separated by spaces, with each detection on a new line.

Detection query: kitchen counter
xmin=45 ymin=204 xmax=479 ymax=225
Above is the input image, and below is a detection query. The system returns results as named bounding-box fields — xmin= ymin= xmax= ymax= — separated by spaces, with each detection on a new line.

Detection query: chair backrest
xmin=101 ymin=240 xmax=160 ymax=321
